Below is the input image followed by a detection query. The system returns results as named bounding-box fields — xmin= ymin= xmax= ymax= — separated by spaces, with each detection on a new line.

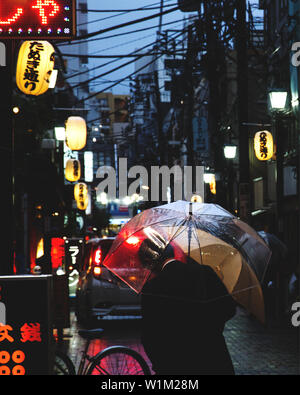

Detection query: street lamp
xmin=223 ymin=144 xmax=237 ymax=213
xmin=268 ymin=89 xmax=288 ymax=241
xmin=203 ymin=173 xmax=215 ymax=184
xmin=224 ymin=144 xmax=237 ymax=159
xmin=269 ymin=90 xmax=288 ymax=111
xmin=54 ymin=127 xmax=65 ymax=141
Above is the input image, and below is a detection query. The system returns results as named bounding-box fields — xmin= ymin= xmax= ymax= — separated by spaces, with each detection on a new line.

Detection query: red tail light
xmin=93 ymin=247 xmax=102 ymax=278
xmin=93 ymin=266 xmax=102 ymax=276
xmin=94 ymin=248 xmax=102 ymax=265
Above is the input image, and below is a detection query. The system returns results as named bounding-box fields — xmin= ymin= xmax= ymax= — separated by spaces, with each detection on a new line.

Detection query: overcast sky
xmin=85 ymin=0 xmax=262 ymax=95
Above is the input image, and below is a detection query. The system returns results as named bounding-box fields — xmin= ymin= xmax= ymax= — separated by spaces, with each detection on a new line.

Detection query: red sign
xmin=0 ymin=275 xmax=53 ymax=375
xmin=51 ymin=237 xmax=65 ymax=269
xmin=0 ymin=0 xmax=76 ymax=39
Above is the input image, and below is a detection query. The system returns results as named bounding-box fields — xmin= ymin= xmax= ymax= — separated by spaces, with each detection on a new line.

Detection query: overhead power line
xmin=70 ymin=3 xmax=190 ymax=41
xmin=60 ymin=27 xmax=192 ymax=94
xmin=77 ymin=1 xmax=177 ymax=27
xmin=61 ymin=20 xmax=194 ymax=85
xmin=57 ymin=15 xmax=195 ymax=47
xmin=60 ymin=52 xmax=186 ymax=59
xmin=75 ymin=28 xmax=190 ymax=104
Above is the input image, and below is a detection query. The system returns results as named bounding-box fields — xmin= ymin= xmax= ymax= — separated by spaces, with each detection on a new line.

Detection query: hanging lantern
xmin=77 ymin=196 xmax=88 ymax=211
xmin=74 ymin=182 xmax=88 ymax=202
xmin=76 ymin=193 xmax=88 ymax=211
xmin=209 ymin=175 xmax=217 ymax=195
xmin=65 ymin=116 xmax=87 ymax=151
xmin=254 ymin=130 xmax=274 ymax=161
xmin=16 ymin=40 xmax=55 ymax=96
xmin=65 ymin=159 xmax=81 ymax=182
xmin=76 ymin=196 xmax=89 ymax=210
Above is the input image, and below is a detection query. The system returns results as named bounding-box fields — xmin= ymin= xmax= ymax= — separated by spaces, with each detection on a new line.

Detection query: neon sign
xmin=0 ymin=275 xmax=53 ymax=375
xmin=0 ymin=0 xmax=75 ymax=39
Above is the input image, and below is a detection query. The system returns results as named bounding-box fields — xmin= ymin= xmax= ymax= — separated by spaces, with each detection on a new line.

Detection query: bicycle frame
xmin=76 ymin=338 xmax=110 ymax=375
xmin=77 ymin=338 xmax=93 ymax=375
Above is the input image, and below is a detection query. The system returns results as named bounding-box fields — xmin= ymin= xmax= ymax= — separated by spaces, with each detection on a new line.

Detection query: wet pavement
xmin=60 ymin=307 xmax=299 ymax=375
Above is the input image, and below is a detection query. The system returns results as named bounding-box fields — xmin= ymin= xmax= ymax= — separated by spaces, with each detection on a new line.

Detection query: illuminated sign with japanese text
xmin=0 ymin=275 xmax=53 ymax=375
xmin=0 ymin=0 xmax=76 ymax=39
xmin=65 ymin=238 xmax=83 ymax=272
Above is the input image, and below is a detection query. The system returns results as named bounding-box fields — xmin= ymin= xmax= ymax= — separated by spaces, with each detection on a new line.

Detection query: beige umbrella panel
xmin=172 ymin=226 xmax=265 ymax=323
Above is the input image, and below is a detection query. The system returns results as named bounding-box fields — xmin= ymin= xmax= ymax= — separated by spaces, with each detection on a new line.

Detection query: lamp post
xmin=268 ymin=90 xmax=288 ymax=239
xmin=269 ymin=89 xmax=288 ymax=324
xmin=224 ymin=144 xmax=237 ymax=213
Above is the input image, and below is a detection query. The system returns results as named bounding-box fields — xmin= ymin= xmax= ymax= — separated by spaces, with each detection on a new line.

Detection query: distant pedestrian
xmin=139 ymin=233 xmax=236 ymax=375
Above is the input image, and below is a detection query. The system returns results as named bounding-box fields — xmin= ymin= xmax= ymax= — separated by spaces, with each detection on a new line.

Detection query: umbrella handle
xmin=187 ymin=218 xmax=192 ymax=258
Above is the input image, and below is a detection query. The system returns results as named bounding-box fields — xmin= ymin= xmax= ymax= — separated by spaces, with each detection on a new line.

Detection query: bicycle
xmin=53 ymin=328 xmax=151 ymax=375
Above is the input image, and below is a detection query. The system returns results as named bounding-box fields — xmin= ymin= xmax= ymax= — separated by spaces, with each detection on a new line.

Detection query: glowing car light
xmin=125 ymin=236 xmax=141 ymax=247
xmin=93 ymin=266 xmax=102 ymax=276
xmin=94 ymin=249 xmax=102 ymax=265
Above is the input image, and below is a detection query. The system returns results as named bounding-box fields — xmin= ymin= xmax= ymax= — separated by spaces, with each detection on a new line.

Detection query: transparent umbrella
xmin=103 ymin=201 xmax=272 ymax=323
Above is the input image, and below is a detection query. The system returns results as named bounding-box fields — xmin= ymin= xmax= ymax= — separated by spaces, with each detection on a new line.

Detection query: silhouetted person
xmin=139 ymin=229 xmax=236 ymax=375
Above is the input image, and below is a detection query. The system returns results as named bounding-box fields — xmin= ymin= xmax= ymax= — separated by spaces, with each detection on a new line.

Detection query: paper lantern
xmin=254 ymin=131 xmax=273 ymax=161
xmin=77 ymin=195 xmax=88 ymax=211
xmin=16 ymin=40 xmax=55 ymax=96
xmin=65 ymin=159 xmax=81 ymax=182
xmin=74 ymin=182 xmax=88 ymax=201
xmin=65 ymin=116 xmax=87 ymax=151
xmin=210 ymin=178 xmax=217 ymax=195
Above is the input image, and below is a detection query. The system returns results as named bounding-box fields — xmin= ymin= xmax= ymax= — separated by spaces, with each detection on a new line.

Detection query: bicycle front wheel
xmin=85 ymin=346 xmax=151 ymax=375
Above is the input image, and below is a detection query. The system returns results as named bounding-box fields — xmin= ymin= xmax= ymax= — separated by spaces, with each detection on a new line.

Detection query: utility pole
xmin=203 ymin=1 xmax=226 ymax=204
xmin=154 ymin=61 xmax=164 ymax=165
xmin=184 ymin=24 xmax=195 ymax=170
xmin=0 ymin=40 xmax=14 ymax=274
xmin=236 ymin=0 xmax=250 ymax=220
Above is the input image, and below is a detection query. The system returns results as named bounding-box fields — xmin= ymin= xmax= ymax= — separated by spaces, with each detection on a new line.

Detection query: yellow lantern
xmin=65 ymin=159 xmax=81 ymax=182
xmin=65 ymin=116 xmax=87 ymax=151
xmin=254 ymin=130 xmax=274 ymax=161
xmin=16 ymin=41 xmax=55 ymax=96
xmin=209 ymin=175 xmax=217 ymax=195
xmin=74 ymin=183 xmax=88 ymax=201
xmin=77 ymin=196 xmax=88 ymax=211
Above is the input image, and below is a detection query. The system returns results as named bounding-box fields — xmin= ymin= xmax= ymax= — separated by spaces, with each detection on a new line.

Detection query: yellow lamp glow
xmin=36 ymin=238 xmax=44 ymax=259
xmin=254 ymin=130 xmax=273 ymax=161
xmin=191 ymin=195 xmax=203 ymax=203
xmin=210 ymin=179 xmax=217 ymax=195
xmin=74 ymin=182 xmax=88 ymax=201
xmin=76 ymin=195 xmax=88 ymax=211
xmin=65 ymin=159 xmax=81 ymax=182
xmin=65 ymin=116 xmax=87 ymax=151
xmin=16 ymin=40 xmax=55 ymax=96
